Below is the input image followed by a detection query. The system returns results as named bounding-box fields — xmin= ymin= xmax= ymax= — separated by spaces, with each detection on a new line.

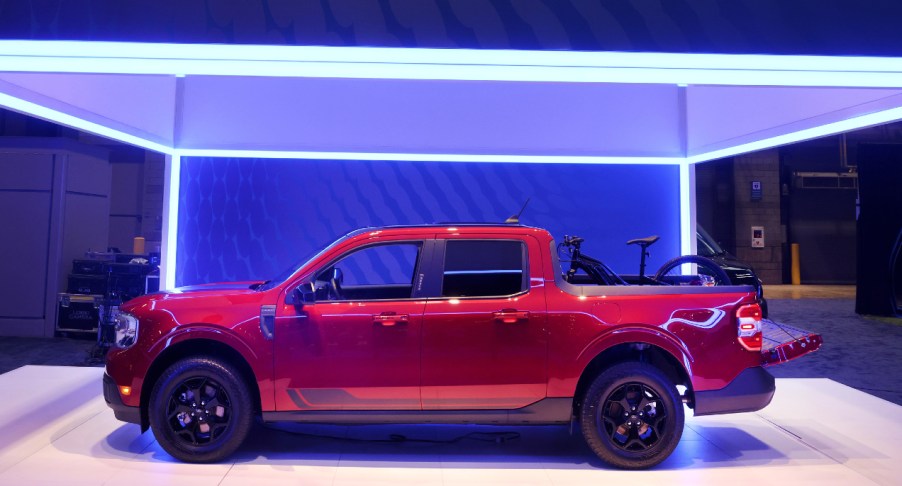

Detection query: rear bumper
xmin=693 ymin=367 xmax=775 ymax=416
xmin=103 ymin=373 xmax=142 ymax=425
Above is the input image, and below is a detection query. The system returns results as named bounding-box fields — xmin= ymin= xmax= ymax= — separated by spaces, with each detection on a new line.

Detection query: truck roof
xmin=350 ymin=222 xmax=537 ymax=232
xmin=344 ymin=223 xmax=554 ymax=241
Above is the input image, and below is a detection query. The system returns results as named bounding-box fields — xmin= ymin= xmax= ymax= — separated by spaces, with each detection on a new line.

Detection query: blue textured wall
xmin=176 ymin=157 xmax=679 ymax=286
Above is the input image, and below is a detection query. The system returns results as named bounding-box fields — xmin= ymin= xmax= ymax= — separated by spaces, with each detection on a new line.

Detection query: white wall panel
xmin=67 ymin=152 xmax=112 ymax=196
xmin=687 ymin=86 xmax=902 ymax=156
xmin=0 ymin=192 xmax=51 ymax=320
xmin=0 ymin=152 xmax=53 ymax=191
xmin=0 ymin=153 xmax=55 ymax=325
xmin=109 ymin=161 xmax=145 ymax=251
xmin=178 ymin=77 xmax=683 ymax=156
xmin=0 ymin=72 xmax=177 ymax=146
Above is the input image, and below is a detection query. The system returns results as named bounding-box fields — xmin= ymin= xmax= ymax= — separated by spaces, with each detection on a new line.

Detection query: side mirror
xmin=286 ymin=282 xmax=316 ymax=306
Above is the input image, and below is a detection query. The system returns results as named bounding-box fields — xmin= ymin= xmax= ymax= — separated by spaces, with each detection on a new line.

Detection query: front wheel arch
xmin=148 ymin=356 xmax=254 ymax=462
xmin=140 ymin=338 xmax=262 ymax=431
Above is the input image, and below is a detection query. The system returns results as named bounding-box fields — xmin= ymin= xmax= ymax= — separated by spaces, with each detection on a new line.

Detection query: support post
xmin=159 ymin=153 xmax=180 ymax=290
xmin=680 ymin=162 xmax=697 ymax=259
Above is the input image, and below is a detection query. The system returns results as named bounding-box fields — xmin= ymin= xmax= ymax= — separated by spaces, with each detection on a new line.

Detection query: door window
xmin=442 ymin=240 xmax=526 ymax=297
xmin=316 ymin=242 xmax=422 ymax=301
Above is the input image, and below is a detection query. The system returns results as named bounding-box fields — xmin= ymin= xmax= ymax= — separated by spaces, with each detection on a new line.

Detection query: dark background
xmin=1 ymin=0 xmax=901 ymax=56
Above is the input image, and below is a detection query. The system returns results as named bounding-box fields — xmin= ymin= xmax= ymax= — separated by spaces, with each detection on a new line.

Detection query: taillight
xmin=737 ymin=303 xmax=762 ymax=351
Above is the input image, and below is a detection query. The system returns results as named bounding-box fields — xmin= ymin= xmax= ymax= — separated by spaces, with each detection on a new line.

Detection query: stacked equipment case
xmin=57 ymin=253 xmax=159 ymax=342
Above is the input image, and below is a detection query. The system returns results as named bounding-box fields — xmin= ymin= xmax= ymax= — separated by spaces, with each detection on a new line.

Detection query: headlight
xmin=113 ymin=312 xmax=139 ymax=348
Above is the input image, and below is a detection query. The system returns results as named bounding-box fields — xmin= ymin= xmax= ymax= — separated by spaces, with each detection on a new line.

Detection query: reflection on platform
xmin=0 ymin=366 xmax=899 ymax=485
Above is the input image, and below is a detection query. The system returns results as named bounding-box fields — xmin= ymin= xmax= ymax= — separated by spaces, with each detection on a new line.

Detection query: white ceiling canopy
xmin=1 ymin=40 xmax=902 ymax=164
xmin=3 ymin=40 xmax=902 ymax=289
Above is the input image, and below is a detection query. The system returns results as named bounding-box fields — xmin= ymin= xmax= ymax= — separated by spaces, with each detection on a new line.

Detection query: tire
xmin=579 ymin=362 xmax=684 ymax=469
xmin=148 ymin=357 xmax=253 ymax=463
xmin=654 ymin=255 xmax=731 ymax=286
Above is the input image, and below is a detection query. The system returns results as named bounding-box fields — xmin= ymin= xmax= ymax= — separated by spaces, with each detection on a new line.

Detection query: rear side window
xmin=442 ymin=240 xmax=526 ymax=297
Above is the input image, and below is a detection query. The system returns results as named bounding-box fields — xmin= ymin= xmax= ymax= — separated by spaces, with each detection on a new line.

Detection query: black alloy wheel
xmin=149 ymin=357 xmax=253 ymax=463
xmin=165 ymin=376 xmax=231 ymax=445
xmin=580 ymin=362 xmax=684 ymax=469
xmin=600 ymin=382 xmax=666 ymax=452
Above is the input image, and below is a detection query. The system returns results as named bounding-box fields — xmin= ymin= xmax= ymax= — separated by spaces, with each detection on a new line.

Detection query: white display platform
xmin=0 ymin=365 xmax=898 ymax=485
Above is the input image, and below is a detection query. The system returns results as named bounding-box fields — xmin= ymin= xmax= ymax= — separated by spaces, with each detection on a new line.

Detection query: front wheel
xmin=654 ymin=255 xmax=731 ymax=286
xmin=148 ymin=357 xmax=253 ymax=463
xmin=579 ymin=362 xmax=684 ymax=469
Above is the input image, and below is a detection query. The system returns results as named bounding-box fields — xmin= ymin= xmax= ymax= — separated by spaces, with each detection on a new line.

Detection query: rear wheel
xmin=580 ymin=362 xmax=684 ymax=469
xmin=149 ymin=357 xmax=253 ymax=463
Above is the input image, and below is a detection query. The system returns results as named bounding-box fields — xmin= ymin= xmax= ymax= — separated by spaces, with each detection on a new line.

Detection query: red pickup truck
xmin=104 ymin=224 xmax=821 ymax=469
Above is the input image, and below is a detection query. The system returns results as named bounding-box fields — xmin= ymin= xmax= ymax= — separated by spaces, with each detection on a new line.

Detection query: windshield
xmin=255 ymin=233 xmax=351 ymax=291
xmin=696 ymin=225 xmax=725 ymax=257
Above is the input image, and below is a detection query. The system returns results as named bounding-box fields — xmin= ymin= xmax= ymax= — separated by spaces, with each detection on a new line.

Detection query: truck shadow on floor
xmin=92 ymin=421 xmax=846 ymax=471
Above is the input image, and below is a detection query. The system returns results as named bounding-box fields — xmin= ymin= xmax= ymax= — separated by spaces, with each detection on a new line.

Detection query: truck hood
xmin=121 ymin=281 xmax=266 ymax=313
xmin=168 ymin=282 xmax=262 ymax=294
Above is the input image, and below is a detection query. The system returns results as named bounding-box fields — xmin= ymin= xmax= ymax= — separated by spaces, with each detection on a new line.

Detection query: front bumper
xmin=103 ymin=373 xmax=142 ymax=425
xmin=693 ymin=367 xmax=775 ymax=416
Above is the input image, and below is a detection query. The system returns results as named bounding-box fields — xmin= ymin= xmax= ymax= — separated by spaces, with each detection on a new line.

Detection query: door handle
xmin=373 ymin=312 xmax=408 ymax=327
xmin=493 ymin=309 xmax=530 ymax=324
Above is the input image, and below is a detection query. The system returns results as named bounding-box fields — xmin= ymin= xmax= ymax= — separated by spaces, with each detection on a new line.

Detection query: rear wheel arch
xmin=579 ymin=361 xmax=685 ymax=468
xmin=140 ymin=338 xmax=262 ymax=430
xmin=573 ymin=342 xmax=693 ymax=416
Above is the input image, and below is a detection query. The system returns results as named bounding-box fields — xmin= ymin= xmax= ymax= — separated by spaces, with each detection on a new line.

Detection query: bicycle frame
xmin=559 ymin=236 xmax=626 ymax=286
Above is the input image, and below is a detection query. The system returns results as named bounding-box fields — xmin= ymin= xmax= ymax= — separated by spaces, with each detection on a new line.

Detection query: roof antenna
xmin=505 ymin=198 xmax=531 ymax=224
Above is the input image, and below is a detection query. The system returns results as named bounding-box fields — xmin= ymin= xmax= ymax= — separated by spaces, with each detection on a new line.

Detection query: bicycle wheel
xmin=654 ymin=255 xmax=731 ymax=286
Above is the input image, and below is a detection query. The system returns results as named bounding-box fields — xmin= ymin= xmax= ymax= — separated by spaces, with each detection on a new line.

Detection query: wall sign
xmin=751 ymin=181 xmax=762 ymax=201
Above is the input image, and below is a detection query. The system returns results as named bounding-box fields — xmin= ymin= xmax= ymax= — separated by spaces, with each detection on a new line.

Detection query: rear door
xmin=420 ymin=234 xmax=548 ymax=410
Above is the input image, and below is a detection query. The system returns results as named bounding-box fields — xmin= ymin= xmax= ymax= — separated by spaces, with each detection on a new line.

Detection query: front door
xmin=274 ymin=240 xmax=428 ymax=411
xmin=420 ymin=235 xmax=548 ymax=410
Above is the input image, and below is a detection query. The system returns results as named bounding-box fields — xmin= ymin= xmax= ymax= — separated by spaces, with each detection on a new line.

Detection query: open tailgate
xmin=761 ymin=319 xmax=823 ymax=366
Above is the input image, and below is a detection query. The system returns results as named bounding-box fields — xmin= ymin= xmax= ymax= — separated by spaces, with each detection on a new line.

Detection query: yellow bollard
xmin=791 ymin=243 xmax=801 ymax=285
xmin=133 ymin=236 xmax=146 ymax=255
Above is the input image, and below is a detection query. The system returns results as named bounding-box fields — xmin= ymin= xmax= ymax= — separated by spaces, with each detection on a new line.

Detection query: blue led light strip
xmin=2 ymin=41 xmax=902 ymax=87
